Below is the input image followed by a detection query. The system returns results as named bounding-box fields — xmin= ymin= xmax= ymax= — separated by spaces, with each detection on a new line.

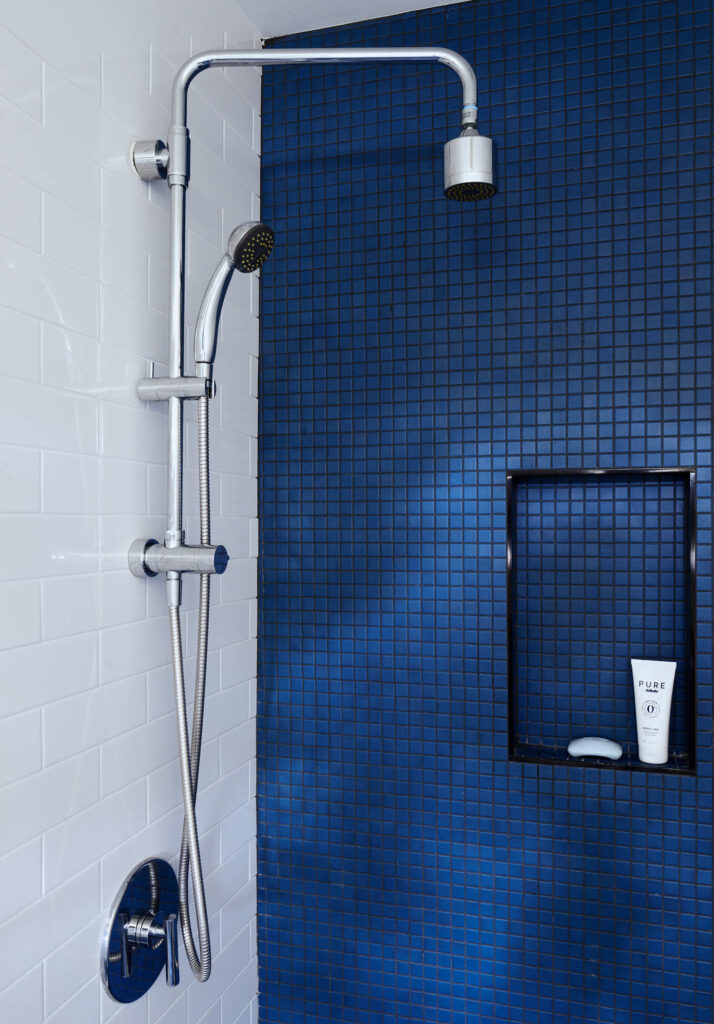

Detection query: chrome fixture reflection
xmin=125 ymin=43 xmax=490 ymax=997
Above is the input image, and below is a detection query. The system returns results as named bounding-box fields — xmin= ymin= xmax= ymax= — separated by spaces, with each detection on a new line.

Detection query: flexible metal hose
xmin=169 ymin=394 xmax=212 ymax=981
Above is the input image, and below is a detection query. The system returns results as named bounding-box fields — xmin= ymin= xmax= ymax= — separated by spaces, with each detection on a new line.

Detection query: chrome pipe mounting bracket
xmin=132 ymin=139 xmax=170 ymax=180
xmin=137 ymin=375 xmax=215 ymax=401
xmin=128 ymin=538 xmax=229 ymax=579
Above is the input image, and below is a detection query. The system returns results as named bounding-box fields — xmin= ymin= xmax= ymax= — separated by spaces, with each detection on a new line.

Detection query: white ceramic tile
xmin=102 ymin=982 xmax=149 ymax=1024
xmin=97 ymin=570 xmax=147 ymax=629
xmin=42 ymin=573 xmax=101 ymax=640
xmin=151 ymin=990 xmax=187 ymax=1024
xmin=219 ymin=557 xmax=257 ymax=603
xmin=195 ymin=1000 xmax=221 ymax=1024
xmin=100 ymin=285 xmax=167 ymax=362
xmin=100 ymin=399 xmax=167 ymax=463
xmin=183 ymin=182 xmax=223 ymax=249
xmin=0 ymin=515 xmax=97 ymax=582
xmin=44 ymin=914 xmax=101 ymax=1015
xmin=0 ymin=838 xmax=42 ymax=921
xmin=43 ymin=672 xmax=146 ymax=766
xmin=100 ymin=52 xmax=167 ymax=139
xmin=102 ymin=226 xmax=150 ymax=304
xmin=99 ymin=806 xmax=182 ymax=908
xmin=219 ymin=473 xmax=257 ymax=517
xmin=0 ymin=965 xmax=43 ymax=1022
xmin=99 ymin=457 xmax=148 ymax=513
xmin=219 ymin=799 xmax=256 ymax=863
xmin=0 ymin=25 xmax=42 ymax=119
xmin=0 ymin=749 xmax=99 ymax=857
xmin=223 ymin=96 xmax=259 ymax=159
xmin=147 ymin=757 xmax=180 ymax=822
xmin=0 ymin=445 xmax=41 ymax=512
xmin=99 ymin=613 xmax=169 ymax=685
xmin=201 ymin=683 xmax=251 ymax=743
xmin=0 ymin=377 xmax=98 ymax=454
xmin=0 ymin=580 xmax=41 ymax=649
xmin=187 ymin=928 xmax=251 ymax=1023
xmin=0 ymin=305 xmax=41 ymax=383
xmin=43 ymin=193 xmax=100 ymax=278
xmin=46 ymin=978 xmax=101 ymax=1024
xmin=0 ymin=861 xmax=99 ymax=990
xmin=197 ymin=764 xmax=251 ymax=835
xmin=147 ymin=462 xmax=168 ymax=516
xmin=44 ymin=65 xmax=132 ymax=175
xmin=0 ymin=632 xmax=98 ymax=718
xmin=220 ymin=875 xmax=256 ymax=950
xmin=0 ymin=709 xmax=42 ymax=786
xmin=220 ymin=384 xmax=258 ymax=436
xmin=219 ymin=717 xmax=255 ymax=775
xmin=42 ymin=451 xmax=100 ymax=513
xmin=100 ymin=712 xmax=175 ymax=795
xmin=221 ymin=957 xmax=258 ymax=1024
xmin=0 ymin=97 xmax=101 ymax=215
xmin=0 ymin=234 xmax=99 ymax=337
xmin=0 ymin=165 xmax=41 ymax=251
xmin=146 ymin=663 xmax=174 ymax=721
xmin=44 ymin=779 xmax=146 ymax=890
xmin=100 ymin=169 xmax=167 ymax=258
xmin=0 ymin=8 xmax=101 ymax=104
xmin=219 ymin=639 xmax=257 ymax=689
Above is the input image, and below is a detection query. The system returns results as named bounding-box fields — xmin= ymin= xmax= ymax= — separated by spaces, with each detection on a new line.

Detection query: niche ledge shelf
xmin=506 ymin=467 xmax=696 ymax=775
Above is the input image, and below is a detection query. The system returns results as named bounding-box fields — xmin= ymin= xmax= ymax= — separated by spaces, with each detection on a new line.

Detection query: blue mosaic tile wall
xmin=258 ymin=2 xmax=714 ymax=1022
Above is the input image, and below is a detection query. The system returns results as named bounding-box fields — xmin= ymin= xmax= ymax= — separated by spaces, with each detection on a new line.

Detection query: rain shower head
xmin=226 ymin=221 xmax=275 ymax=273
xmin=444 ymin=127 xmax=496 ymax=201
xmin=194 ymin=222 xmax=275 ymax=376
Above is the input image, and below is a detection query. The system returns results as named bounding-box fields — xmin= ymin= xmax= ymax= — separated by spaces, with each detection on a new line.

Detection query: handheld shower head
xmin=226 ymin=221 xmax=275 ymax=273
xmin=444 ymin=127 xmax=497 ymax=201
xmin=194 ymin=222 xmax=274 ymax=376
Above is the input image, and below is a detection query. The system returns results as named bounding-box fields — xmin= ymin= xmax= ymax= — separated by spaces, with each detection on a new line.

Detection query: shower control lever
xmin=117 ymin=911 xmax=179 ymax=987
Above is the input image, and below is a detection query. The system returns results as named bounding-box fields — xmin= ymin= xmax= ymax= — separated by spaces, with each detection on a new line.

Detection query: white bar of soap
xmin=567 ymin=736 xmax=623 ymax=761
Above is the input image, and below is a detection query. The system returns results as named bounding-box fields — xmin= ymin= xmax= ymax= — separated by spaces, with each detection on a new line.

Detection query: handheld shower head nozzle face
xmin=227 ymin=222 xmax=275 ymax=273
xmin=444 ymin=131 xmax=497 ymax=201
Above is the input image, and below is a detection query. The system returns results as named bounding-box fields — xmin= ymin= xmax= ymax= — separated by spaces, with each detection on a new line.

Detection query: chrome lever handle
xmin=118 ymin=911 xmax=132 ymax=978
xmin=163 ymin=914 xmax=179 ymax=987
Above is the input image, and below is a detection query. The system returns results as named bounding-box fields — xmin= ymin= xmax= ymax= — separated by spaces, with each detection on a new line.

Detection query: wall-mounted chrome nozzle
xmin=194 ymin=222 xmax=274 ymax=377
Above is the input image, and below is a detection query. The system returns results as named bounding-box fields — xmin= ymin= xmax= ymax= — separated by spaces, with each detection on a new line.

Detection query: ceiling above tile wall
xmin=236 ymin=0 xmax=467 ymax=39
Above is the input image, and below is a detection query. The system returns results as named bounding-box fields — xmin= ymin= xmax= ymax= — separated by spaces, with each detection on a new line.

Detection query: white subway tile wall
xmin=0 ymin=0 xmax=262 ymax=1021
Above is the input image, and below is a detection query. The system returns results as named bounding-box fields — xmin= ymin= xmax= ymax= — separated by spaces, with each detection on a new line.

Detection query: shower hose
xmin=168 ymin=394 xmax=212 ymax=981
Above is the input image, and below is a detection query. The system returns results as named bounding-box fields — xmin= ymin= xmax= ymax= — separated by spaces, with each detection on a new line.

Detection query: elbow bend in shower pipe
xmin=164 ymin=45 xmax=480 ymax=544
xmin=168 ymin=46 xmax=479 ymax=176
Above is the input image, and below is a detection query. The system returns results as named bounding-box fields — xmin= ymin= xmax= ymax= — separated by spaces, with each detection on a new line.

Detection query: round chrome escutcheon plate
xmin=100 ymin=858 xmax=179 ymax=1003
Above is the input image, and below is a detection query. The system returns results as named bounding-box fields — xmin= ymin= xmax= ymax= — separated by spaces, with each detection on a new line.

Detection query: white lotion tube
xmin=631 ymin=659 xmax=677 ymax=764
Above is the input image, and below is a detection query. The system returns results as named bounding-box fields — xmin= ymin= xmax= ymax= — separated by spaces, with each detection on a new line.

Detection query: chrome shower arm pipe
xmin=171 ymin=46 xmax=478 ymax=137
xmin=164 ymin=47 xmax=478 ymax=559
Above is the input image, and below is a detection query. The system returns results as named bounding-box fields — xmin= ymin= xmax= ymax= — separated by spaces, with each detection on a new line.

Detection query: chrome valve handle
xmin=164 ymin=914 xmax=179 ymax=987
xmin=117 ymin=911 xmax=179 ymax=988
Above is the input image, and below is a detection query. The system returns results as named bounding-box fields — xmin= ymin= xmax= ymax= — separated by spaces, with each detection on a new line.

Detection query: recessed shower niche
xmin=506 ymin=468 xmax=696 ymax=774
